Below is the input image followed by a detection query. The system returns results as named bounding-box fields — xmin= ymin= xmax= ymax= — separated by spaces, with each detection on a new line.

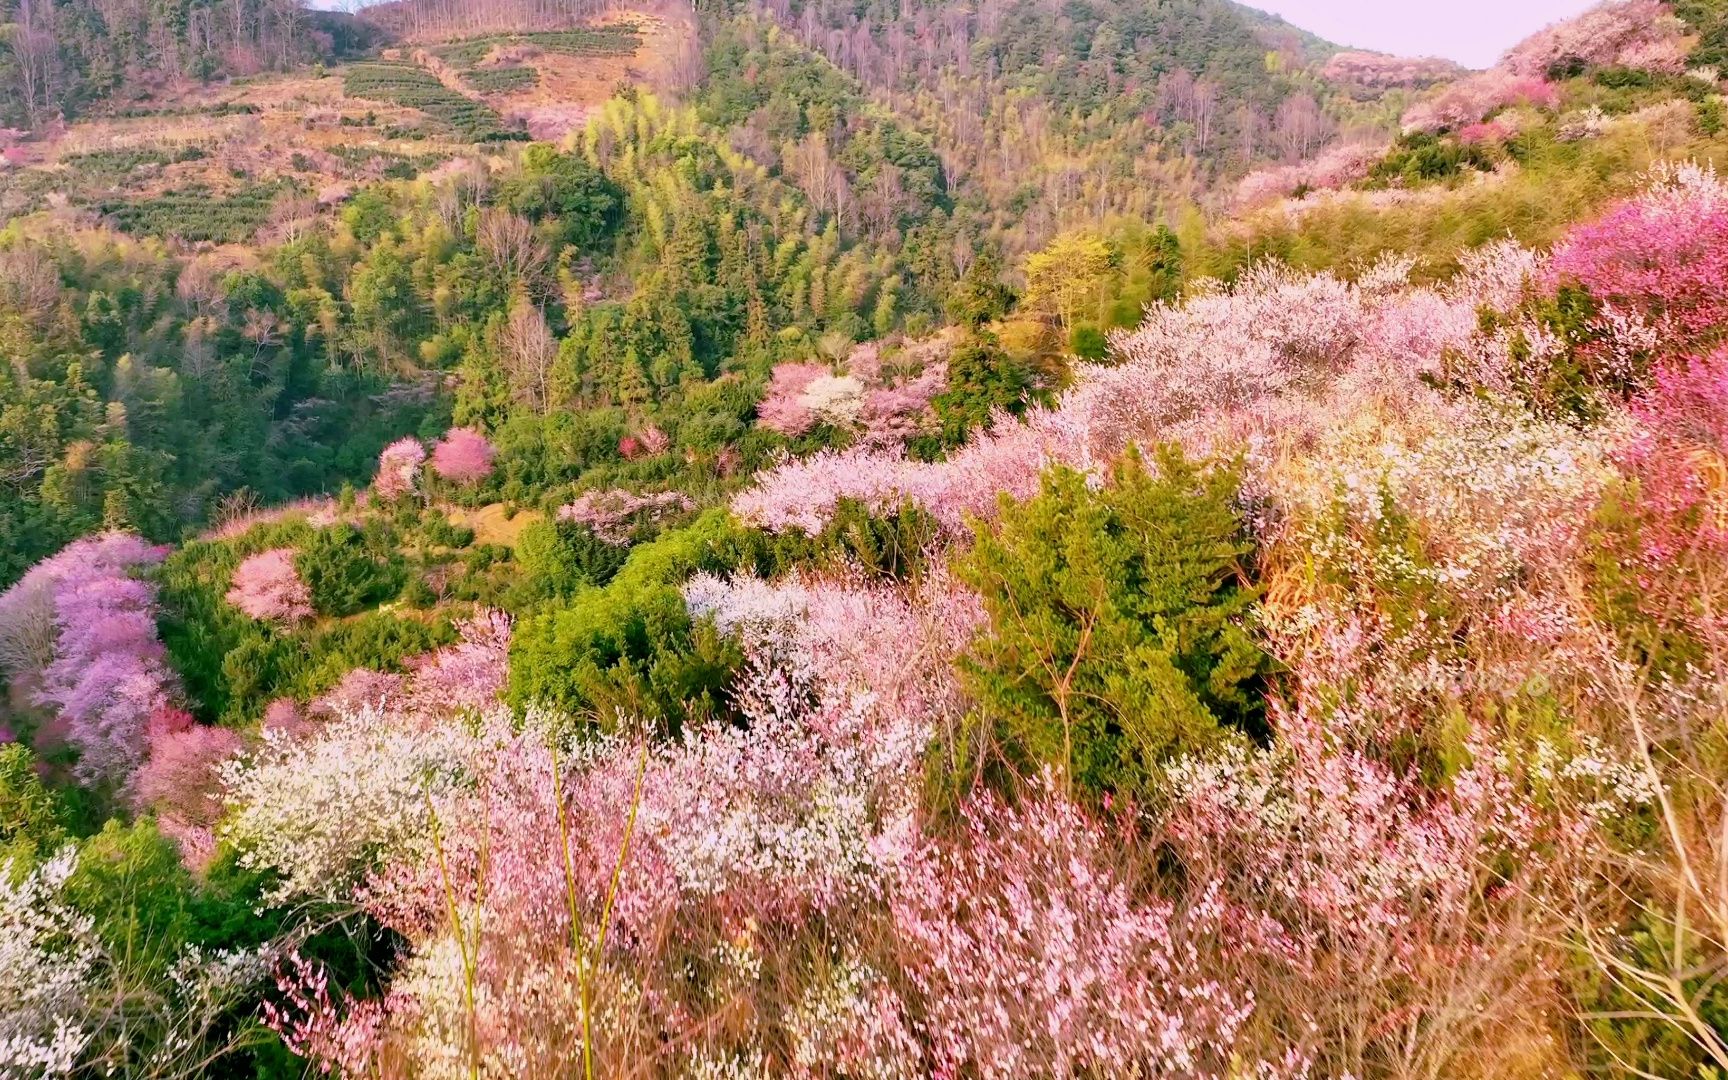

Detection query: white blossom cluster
xmin=0 ymin=851 xmax=97 ymax=1077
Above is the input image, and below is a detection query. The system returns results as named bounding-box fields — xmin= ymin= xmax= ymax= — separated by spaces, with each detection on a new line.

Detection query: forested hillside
xmin=8 ymin=0 xmax=1728 ymax=1076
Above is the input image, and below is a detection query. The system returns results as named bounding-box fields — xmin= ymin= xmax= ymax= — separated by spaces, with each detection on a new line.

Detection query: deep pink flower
xmin=429 ymin=427 xmax=497 ymax=485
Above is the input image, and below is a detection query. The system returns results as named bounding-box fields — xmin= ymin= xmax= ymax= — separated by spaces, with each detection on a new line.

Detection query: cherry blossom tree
xmin=225 ymin=548 xmax=313 ymax=624
xmin=17 ymin=533 xmax=180 ymax=784
xmin=373 ymin=437 xmax=427 ymax=501
xmin=429 ymin=427 xmax=497 ymax=485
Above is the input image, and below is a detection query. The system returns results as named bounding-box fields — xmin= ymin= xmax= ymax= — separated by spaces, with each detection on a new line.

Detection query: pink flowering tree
xmin=21 ymin=533 xmax=180 ymax=784
xmin=1607 ymin=348 xmax=1728 ymax=652
xmin=373 ymin=437 xmax=427 ymax=501
xmin=134 ymin=708 xmax=244 ymax=868
xmin=429 ymin=427 xmax=496 ymax=486
xmin=1500 ymin=0 xmax=1688 ymax=78
xmin=1402 ymin=70 xmax=1558 ymax=134
xmin=225 ymin=548 xmax=313 ymax=624
xmin=755 ymin=362 xmax=827 ymax=436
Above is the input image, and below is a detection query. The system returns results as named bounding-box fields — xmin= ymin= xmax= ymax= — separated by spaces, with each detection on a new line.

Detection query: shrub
xmin=294 ymin=526 xmax=405 ymax=618
xmin=507 ymin=582 xmax=741 ymax=734
xmin=954 ymin=446 xmax=1267 ymax=798
xmin=342 ymin=63 xmax=522 ymax=143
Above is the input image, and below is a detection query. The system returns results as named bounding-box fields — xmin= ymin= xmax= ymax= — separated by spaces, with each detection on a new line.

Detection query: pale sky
xmin=1239 ymin=0 xmax=1600 ymax=69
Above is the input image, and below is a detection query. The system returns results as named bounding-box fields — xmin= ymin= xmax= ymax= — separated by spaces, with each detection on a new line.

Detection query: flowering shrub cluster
xmin=1401 ymin=0 xmax=1689 ymax=136
xmin=225 ymin=610 xmax=514 ymax=900
xmin=0 ymin=850 xmax=98 ymax=1076
xmin=756 ymin=349 xmax=947 ymax=445
xmin=25 ymin=122 xmax=1728 ymax=1075
xmin=556 ymin=489 xmax=694 ymax=544
xmin=1549 ymin=162 xmax=1728 ymax=358
xmin=891 ymin=779 xmax=1277 ymax=1078
xmin=1235 ymin=140 xmax=1388 ymax=208
xmin=1401 ymin=70 xmax=1558 ymax=134
xmin=1500 ymin=0 xmax=1690 ymax=79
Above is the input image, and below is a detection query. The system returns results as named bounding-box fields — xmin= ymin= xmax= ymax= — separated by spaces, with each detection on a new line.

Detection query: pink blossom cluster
xmin=18 ymin=533 xmax=179 ymax=784
xmin=732 ymin=413 xmax=1071 ymax=536
xmin=1234 ymin=140 xmax=1389 ymax=208
xmin=755 ymin=361 xmax=829 ymax=436
xmin=734 ymin=255 xmax=1531 ymax=538
xmin=311 ymin=609 xmax=513 ymax=722
xmin=556 ymin=489 xmax=694 ymax=544
xmin=618 ymin=424 xmax=670 ymax=460
xmin=1612 ymin=349 xmax=1728 ymax=646
xmin=892 ymin=778 xmax=1281 ymax=1078
xmin=373 ymin=436 xmax=427 ymax=501
xmin=429 ymin=426 xmax=497 ymax=485
xmin=225 ymin=548 xmax=313 ymax=624
xmin=1549 ymin=162 xmax=1728 ymax=358
xmin=1457 ymin=118 xmax=1515 ymax=145
xmin=1499 ymin=0 xmax=1689 ymax=79
xmin=201 ymin=495 xmax=342 ymax=543
xmin=1320 ymin=50 xmax=1462 ymax=91
xmin=265 ymin=573 xmax=980 ymax=1073
xmin=756 ymin=353 xmax=947 ymax=445
xmin=133 ymin=708 xmax=244 ymax=869
xmin=1402 ymin=70 xmax=1559 ymax=134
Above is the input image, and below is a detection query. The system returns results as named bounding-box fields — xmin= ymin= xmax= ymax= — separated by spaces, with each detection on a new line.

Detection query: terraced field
xmin=343 ymin=62 xmax=525 ymax=142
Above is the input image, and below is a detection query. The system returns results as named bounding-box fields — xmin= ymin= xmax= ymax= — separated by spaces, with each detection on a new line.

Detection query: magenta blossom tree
xmin=430 ymin=427 xmax=497 ymax=485
xmin=226 ymin=548 xmax=314 ymax=624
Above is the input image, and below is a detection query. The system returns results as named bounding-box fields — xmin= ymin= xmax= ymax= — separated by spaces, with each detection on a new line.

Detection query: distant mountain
xmin=1226 ymin=1 xmax=1345 ymax=65
xmin=722 ymin=0 xmax=1422 ymax=245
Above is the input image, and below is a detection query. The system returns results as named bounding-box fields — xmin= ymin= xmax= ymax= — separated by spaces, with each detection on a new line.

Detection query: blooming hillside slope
xmin=8 ymin=2 xmax=1728 ymax=1077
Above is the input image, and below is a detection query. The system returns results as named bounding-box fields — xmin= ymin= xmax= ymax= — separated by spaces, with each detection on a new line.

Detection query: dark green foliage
xmin=930 ymin=331 xmax=1038 ymax=447
xmin=64 ymin=145 xmax=208 ymax=175
xmin=509 ymin=581 xmax=741 ymax=735
xmin=496 ymin=145 xmax=624 ymax=250
xmin=296 ymin=524 xmax=407 ymax=617
xmin=1367 ymin=132 xmax=1497 ymax=189
xmin=157 ymin=527 xmax=450 ymax=723
xmin=1700 ymin=96 xmax=1727 ymax=137
xmin=1677 ymin=0 xmax=1728 ymax=69
xmin=0 ymin=744 xmax=66 ymax=866
xmin=219 ymin=611 xmax=451 ymax=719
xmin=1593 ymin=65 xmax=1656 ymax=90
xmin=513 ymin=518 xmax=633 ymax=599
xmin=954 ymin=445 xmax=1268 ymax=799
xmin=945 ymin=250 xmax=1014 ymax=328
xmin=342 ymin=63 xmax=524 ymax=142
xmin=1069 ymin=323 xmax=1108 ymax=360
